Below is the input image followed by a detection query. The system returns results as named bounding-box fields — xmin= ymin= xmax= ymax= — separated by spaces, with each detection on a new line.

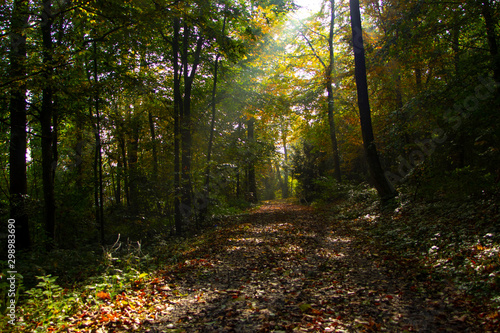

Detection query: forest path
xmin=144 ymin=200 xmax=479 ymax=332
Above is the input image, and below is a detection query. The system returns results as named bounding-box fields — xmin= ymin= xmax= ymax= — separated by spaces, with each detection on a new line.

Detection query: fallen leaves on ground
xmin=45 ymin=200 xmax=497 ymax=332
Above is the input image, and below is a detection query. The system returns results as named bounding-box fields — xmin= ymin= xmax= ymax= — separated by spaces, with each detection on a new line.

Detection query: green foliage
xmin=359 ymin=195 xmax=500 ymax=304
xmin=18 ymin=275 xmax=81 ymax=332
xmin=291 ymin=140 xmax=347 ymax=203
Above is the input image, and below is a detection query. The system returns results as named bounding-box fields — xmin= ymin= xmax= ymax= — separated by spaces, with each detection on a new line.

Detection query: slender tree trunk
xmin=91 ymin=101 xmax=100 ymax=238
xmin=172 ymin=16 xmax=182 ymax=235
xmin=236 ymin=120 xmax=243 ymax=199
xmin=349 ymin=0 xmax=397 ymax=204
xmin=327 ymin=0 xmax=342 ymax=183
xmin=201 ymin=53 xmax=220 ymax=220
xmin=181 ymin=30 xmax=204 ymax=221
xmin=180 ymin=23 xmax=192 ymax=217
xmin=92 ymin=40 xmax=104 ymax=244
xmin=205 ymin=15 xmax=226 ymax=204
xmin=247 ymin=117 xmax=258 ymax=203
xmin=74 ymin=129 xmax=84 ymax=191
xmin=9 ymin=0 xmax=30 ymax=250
xmin=276 ymin=163 xmax=284 ymax=197
xmin=119 ymin=136 xmax=130 ymax=206
xmin=236 ymin=169 xmax=241 ymax=198
xmin=481 ymin=0 xmax=500 ymax=83
xmin=41 ymin=0 xmax=56 ymax=246
xmin=204 ymin=53 xmax=219 ymax=191
xmin=205 ymin=55 xmax=221 ymax=193
xmin=148 ymin=111 xmax=158 ymax=181
xmin=52 ymin=98 xmax=59 ymax=182
xmin=127 ymin=113 xmax=140 ymax=213
xmin=116 ymin=157 xmax=122 ymax=205
xmin=282 ymin=134 xmax=289 ymax=198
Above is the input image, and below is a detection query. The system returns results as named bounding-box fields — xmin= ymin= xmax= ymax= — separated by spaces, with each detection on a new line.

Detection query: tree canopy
xmin=1 ymin=0 xmax=500 ymax=331
xmin=1 ymin=0 xmax=499 ymax=245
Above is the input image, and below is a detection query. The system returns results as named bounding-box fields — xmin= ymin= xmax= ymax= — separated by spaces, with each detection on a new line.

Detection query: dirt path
xmin=143 ymin=201 xmax=479 ymax=332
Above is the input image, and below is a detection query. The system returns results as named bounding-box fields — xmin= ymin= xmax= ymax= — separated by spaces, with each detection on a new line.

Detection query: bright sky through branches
xmin=293 ymin=0 xmax=323 ymax=18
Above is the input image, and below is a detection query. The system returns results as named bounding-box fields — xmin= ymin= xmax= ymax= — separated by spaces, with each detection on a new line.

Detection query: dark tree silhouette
xmin=349 ymin=0 xmax=398 ymax=204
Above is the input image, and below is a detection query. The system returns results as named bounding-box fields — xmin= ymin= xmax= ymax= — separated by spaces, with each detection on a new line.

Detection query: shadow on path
xmin=142 ymin=201 xmax=479 ymax=332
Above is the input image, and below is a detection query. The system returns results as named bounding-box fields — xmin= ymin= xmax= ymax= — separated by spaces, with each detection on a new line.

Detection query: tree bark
xmin=481 ymin=0 xmax=500 ymax=83
xmin=41 ymin=0 xmax=56 ymax=246
xmin=327 ymin=0 xmax=342 ymax=183
xmin=204 ymin=53 xmax=219 ymax=192
xmin=118 ymin=135 xmax=130 ymax=206
xmin=116 ymin=157 xmax=122 ymax=205
xmin=349 ymin=0 xmax=398 ymax=204
xmin=282 ymin=133 xmax=289 ymax=198
xmin=9 ymin=0 xmax=30 ymax=250
xmin=148 ymin=111 xmax=158 ymax=181
xmin=247 ymin=117 xmax=258 ymax=203
xmin=172 ymin=16 xmax=182 ymax=235
xmin=92 ymin=40 xmax=104 ymax=244
xmin=181 ymin=25 xmax=204 ymax=220
xmin=127 ymin=112 xmax=140 ymax=213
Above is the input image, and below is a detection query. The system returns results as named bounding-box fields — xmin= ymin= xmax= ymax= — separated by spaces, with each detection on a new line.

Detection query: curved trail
xmin=145 ymin=201 xmax=477 ymax=332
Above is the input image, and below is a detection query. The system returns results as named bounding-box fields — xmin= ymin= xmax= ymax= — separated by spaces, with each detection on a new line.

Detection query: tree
xmin=40 ymin=0 xmax=57 ymax=246
xmin=295 ymin=1 xmax=342 ymax=183
xmin=480 ymin=0 xmax=500 ymax=84
xmin=8 ymin=0 xmax=30 ymax=250
xmin=349 ymin=0 xmax=397 ymax=204
xmin=326 ymin=0 xmax=342 ymax=183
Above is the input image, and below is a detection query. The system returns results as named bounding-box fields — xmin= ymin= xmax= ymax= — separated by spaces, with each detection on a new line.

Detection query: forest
xmin=1 ymin=0 xmax=500 ymax=331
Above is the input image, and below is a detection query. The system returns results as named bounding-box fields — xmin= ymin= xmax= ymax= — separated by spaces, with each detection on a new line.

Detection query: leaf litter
xmin=57 ymin=200 xmax=496 ymax=332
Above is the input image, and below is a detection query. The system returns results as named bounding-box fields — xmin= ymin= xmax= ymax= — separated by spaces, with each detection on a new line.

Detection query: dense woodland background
xmin=1 ymin=0 xmax=500 ymax=330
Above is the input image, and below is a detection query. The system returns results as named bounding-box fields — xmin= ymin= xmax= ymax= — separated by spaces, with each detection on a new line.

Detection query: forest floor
xmin=7 ymin=196 xmax=500 ymax=332
xmin=60 ymin=199 xmax=497 ymax=332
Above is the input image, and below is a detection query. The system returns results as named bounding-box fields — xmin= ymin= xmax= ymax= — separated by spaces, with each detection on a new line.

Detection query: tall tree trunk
xmin=127 ymin=113 xmax=140 ymax=213
xmin=282 ymin=133 xmax=289 ymax=198
xmin=349 ymin=0 xmax=397 ymax=204
xmin=9 ymin=0 xmax=30 ymax=250
xmin=276 ymin=163 xmax=284 ymax=197
xmin=181 ymin=28 xmax=204 ymax=220
xmin=119 ymin=136 xmax=130 ymax=206
xmin=92 ymin=40 xmax=104 ymax=244
xmin=247 ymin=117 xmax=258 ymax=203
xmin=148 ymin=111 xmax=158 ymax=181
xmin=236 ymin=120 xmax=243 ymax=199
xmin=204 ymin=54 xmax=219 ymax=191
xmin=205 ymin=15 xmax=226 ymax=205
xmin=41 ymin=0 xmax=56 ymax=246
xmin=172 ymin=16 xmax=183 ymax=235
xmin=327 ymin=0 xmax=342 ymax=183
xmin=116 ymin=157 xmax=122 ymax=205
xmin=481 ymin=0 xmax=500 ymax=83
xmin=180 ymin=23 xmax=192 ymax=219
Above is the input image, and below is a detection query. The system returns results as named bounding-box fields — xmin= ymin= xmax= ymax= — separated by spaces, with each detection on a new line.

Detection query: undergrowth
xmin=0 ymin=207 xmax=249 ymax=332
xmin=329 ymin=185 xmax=500 ymax=310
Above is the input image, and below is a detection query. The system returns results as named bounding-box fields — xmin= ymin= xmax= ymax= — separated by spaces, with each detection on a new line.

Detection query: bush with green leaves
xmin=1 ymin=275 xmax=81 ymax=332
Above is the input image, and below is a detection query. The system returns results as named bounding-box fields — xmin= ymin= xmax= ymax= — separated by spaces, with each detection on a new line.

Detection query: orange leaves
xmin=96 ymin=291 xmax=111 ymax=301
xmin=98 ymin=311 xmax=120 ymax=323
